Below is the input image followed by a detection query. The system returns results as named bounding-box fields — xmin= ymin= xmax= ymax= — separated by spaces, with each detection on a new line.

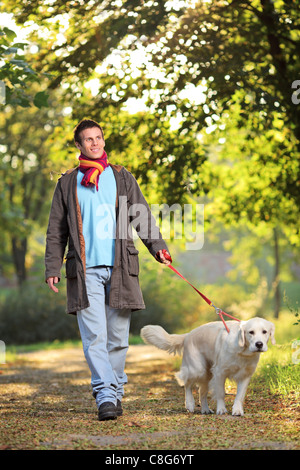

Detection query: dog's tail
xmin=140 ymin=325 xmax=186 ymax=356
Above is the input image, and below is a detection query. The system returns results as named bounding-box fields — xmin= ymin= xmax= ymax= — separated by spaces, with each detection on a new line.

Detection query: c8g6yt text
xmin=147 ymin=454 xmax=194 ymax=465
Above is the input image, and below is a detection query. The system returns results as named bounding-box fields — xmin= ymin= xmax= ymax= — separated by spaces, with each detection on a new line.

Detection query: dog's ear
xmin=238 ymin=321 xmax=246 ymax=348
xmin=268 ymin=321 xmax=276 ymax=345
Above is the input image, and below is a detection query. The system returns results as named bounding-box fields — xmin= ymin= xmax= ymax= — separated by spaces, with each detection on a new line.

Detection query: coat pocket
xmin=126 ymin=245 xmax=139 ymax=276
xmin=65 ymin=251 xmax=77 ymax=279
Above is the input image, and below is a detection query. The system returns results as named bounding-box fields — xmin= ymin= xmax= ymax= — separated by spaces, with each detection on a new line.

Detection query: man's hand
xmin=46 ymin=276 xmax=59 ymax=293
xmin=155 ymin=249 xmax=172 ymax=265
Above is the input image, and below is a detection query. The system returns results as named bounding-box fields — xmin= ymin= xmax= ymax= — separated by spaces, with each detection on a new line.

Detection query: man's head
xmin=74 ymin=119 xmax=105 ymax=159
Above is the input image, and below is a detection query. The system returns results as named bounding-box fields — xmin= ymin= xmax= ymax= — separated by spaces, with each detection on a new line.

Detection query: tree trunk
xmin=11 ymin=237 xmax=27 ymax=287
xmin=273 ymin=227 xmax=280 ymax=319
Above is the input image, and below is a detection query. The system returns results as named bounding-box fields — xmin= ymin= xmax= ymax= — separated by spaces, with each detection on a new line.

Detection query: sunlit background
xmin=0 ymin=1 xmax=299 ymax=345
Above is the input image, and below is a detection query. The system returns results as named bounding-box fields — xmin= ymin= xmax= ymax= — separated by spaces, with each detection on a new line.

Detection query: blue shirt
xmin=77 ymin=166 xmax=116 ymax=267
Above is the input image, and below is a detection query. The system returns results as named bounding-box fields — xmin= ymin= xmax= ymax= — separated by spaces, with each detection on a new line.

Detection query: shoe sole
xmin=98 ymin=412 xmax=117 ymax=421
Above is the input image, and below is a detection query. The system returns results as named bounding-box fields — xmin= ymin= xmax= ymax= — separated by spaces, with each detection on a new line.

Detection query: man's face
xmin=75 ymin=127 xmax=105 ymax=159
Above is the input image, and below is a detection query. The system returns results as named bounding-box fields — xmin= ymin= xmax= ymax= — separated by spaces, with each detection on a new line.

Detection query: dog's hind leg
xmin=176 ymin=368 xmax=195 ymax=413
xmin=184 ymin=382 xmax=195 ymax=413
xmin=199 ymin=381 xmax=213 ymax=414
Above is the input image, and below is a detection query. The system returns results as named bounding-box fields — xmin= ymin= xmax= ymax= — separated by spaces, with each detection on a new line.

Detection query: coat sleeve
xmin=45 ymin=179 xmax=69 ymax=281
xmin=125 ymin=171 xmax=169 ymax=258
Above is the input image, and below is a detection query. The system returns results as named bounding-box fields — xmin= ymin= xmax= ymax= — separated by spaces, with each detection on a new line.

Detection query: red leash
xmin=162 ymin=250 xmax=240 ymax=333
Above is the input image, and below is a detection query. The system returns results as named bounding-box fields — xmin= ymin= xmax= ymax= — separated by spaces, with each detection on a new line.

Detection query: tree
xmin=0 ymin=93 xmax=70 ymax=285
xmin=0 ymin=25 xmax=49 ymax=108
xmin=199 ymin=100 xmax=300 ymax=317
xmin=3 ymin=0 xmax=299 ymax=213
xmin=1 ymin=0 xmax=299 ymax=316
xmin=1 ymin=0 xmax=207 ymax=204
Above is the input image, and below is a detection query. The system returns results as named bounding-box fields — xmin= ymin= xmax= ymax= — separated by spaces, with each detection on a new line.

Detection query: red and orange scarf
xmin=78 ymin=151 xmax=109 ymax=191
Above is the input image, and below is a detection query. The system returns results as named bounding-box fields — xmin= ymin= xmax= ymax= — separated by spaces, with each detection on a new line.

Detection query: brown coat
xmin=45 ymin=164 xmax=169 ymax=314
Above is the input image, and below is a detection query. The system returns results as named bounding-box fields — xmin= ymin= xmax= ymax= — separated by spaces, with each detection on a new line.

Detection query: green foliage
xmin=201 ymin=103 xmax=300 ymax=246
xmin=0 ymin=0 xmax=299 ymax=319
xmin=0 ymin=0 xmax=182 ymax=86
xmin=3 ymin=0 xmax=299 ymax=239
xmin=0 ymin=89 xmax=74 ymax=281
xmin=0 ymin=26 xmax=49 ymax=108
xmin=284 ymin=291 xmax=300 ymax=327
xmin=0 ymin=282 xmax=79 ymax=345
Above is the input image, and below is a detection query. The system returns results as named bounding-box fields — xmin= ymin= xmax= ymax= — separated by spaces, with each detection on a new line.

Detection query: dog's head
xmin=238 ymin=317 xmax=276 ymax=353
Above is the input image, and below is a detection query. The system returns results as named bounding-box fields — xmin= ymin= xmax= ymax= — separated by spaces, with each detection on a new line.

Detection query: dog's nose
xmin=255 ymin=341 xmax=263 ymax=349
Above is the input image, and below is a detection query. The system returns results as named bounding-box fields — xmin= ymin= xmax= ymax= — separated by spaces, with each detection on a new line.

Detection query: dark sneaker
xmin=116 ymin=399 xmax=123 ymax=416
xmin=98 ymin=402 xmax=117 ymax=421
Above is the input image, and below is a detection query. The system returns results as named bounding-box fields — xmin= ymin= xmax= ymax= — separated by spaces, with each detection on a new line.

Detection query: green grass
xmin=253 ymin=342 xmax=300 ymax=397
xmin=5 ymin=339 xmax=81 ymax=363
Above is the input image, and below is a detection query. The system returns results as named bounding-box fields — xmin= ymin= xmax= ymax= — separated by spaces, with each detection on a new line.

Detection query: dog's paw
xmin=201 ymin=406 xmax=214 ymax=415
xmin=186 ymin=406 xmax=195 ymax=413
xmin=232 ymin=404 xmax=244 ymax=416
xmin=216 ymin=406 xmax=228 ymax=415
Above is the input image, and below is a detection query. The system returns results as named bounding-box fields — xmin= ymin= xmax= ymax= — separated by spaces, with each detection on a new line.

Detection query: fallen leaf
xmin=126 ymin=421 xmax=148 ymax=428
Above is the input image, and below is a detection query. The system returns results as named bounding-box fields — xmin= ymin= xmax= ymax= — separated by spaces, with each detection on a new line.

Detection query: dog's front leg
xmin=232 ymin=377 xmax=251 ymax=416
xmin=214 ymin=374 xmax=228 ymax=415
xmin=184 ymin=383 xmax=195 ymax=413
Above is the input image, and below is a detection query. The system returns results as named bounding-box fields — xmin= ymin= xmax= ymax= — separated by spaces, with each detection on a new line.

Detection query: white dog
xmin=141 ymin=317 xmax=275 ymax=416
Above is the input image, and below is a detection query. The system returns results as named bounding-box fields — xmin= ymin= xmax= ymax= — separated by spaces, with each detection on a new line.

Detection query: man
xmin=45 ymin=119 xmax=171 ymax=421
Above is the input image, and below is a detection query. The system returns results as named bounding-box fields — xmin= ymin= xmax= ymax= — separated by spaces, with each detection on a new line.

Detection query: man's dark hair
xmin=74 ymin=119 xmax=104 ymax=144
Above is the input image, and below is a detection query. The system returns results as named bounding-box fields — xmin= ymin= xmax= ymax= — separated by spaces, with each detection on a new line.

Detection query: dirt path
xmin=0 ymin=345 xmax=299 ymax=450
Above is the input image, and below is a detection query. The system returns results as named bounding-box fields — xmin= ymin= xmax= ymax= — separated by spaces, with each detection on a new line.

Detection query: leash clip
xmin=211 ymin=302 xmax=221 ymax=316
xmin=211 ymin=302 xmax=230 ymax=333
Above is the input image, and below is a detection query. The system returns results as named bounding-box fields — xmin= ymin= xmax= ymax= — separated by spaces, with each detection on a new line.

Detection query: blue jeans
xmin=77 ymin=266 xmax=131 ymax=409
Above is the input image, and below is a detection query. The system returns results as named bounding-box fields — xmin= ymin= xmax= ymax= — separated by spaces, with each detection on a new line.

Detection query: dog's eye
xmin=249 ymin=331 xmax=254 ymax=335
xmin=262 ymin=330 xmax=267 ymax=334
